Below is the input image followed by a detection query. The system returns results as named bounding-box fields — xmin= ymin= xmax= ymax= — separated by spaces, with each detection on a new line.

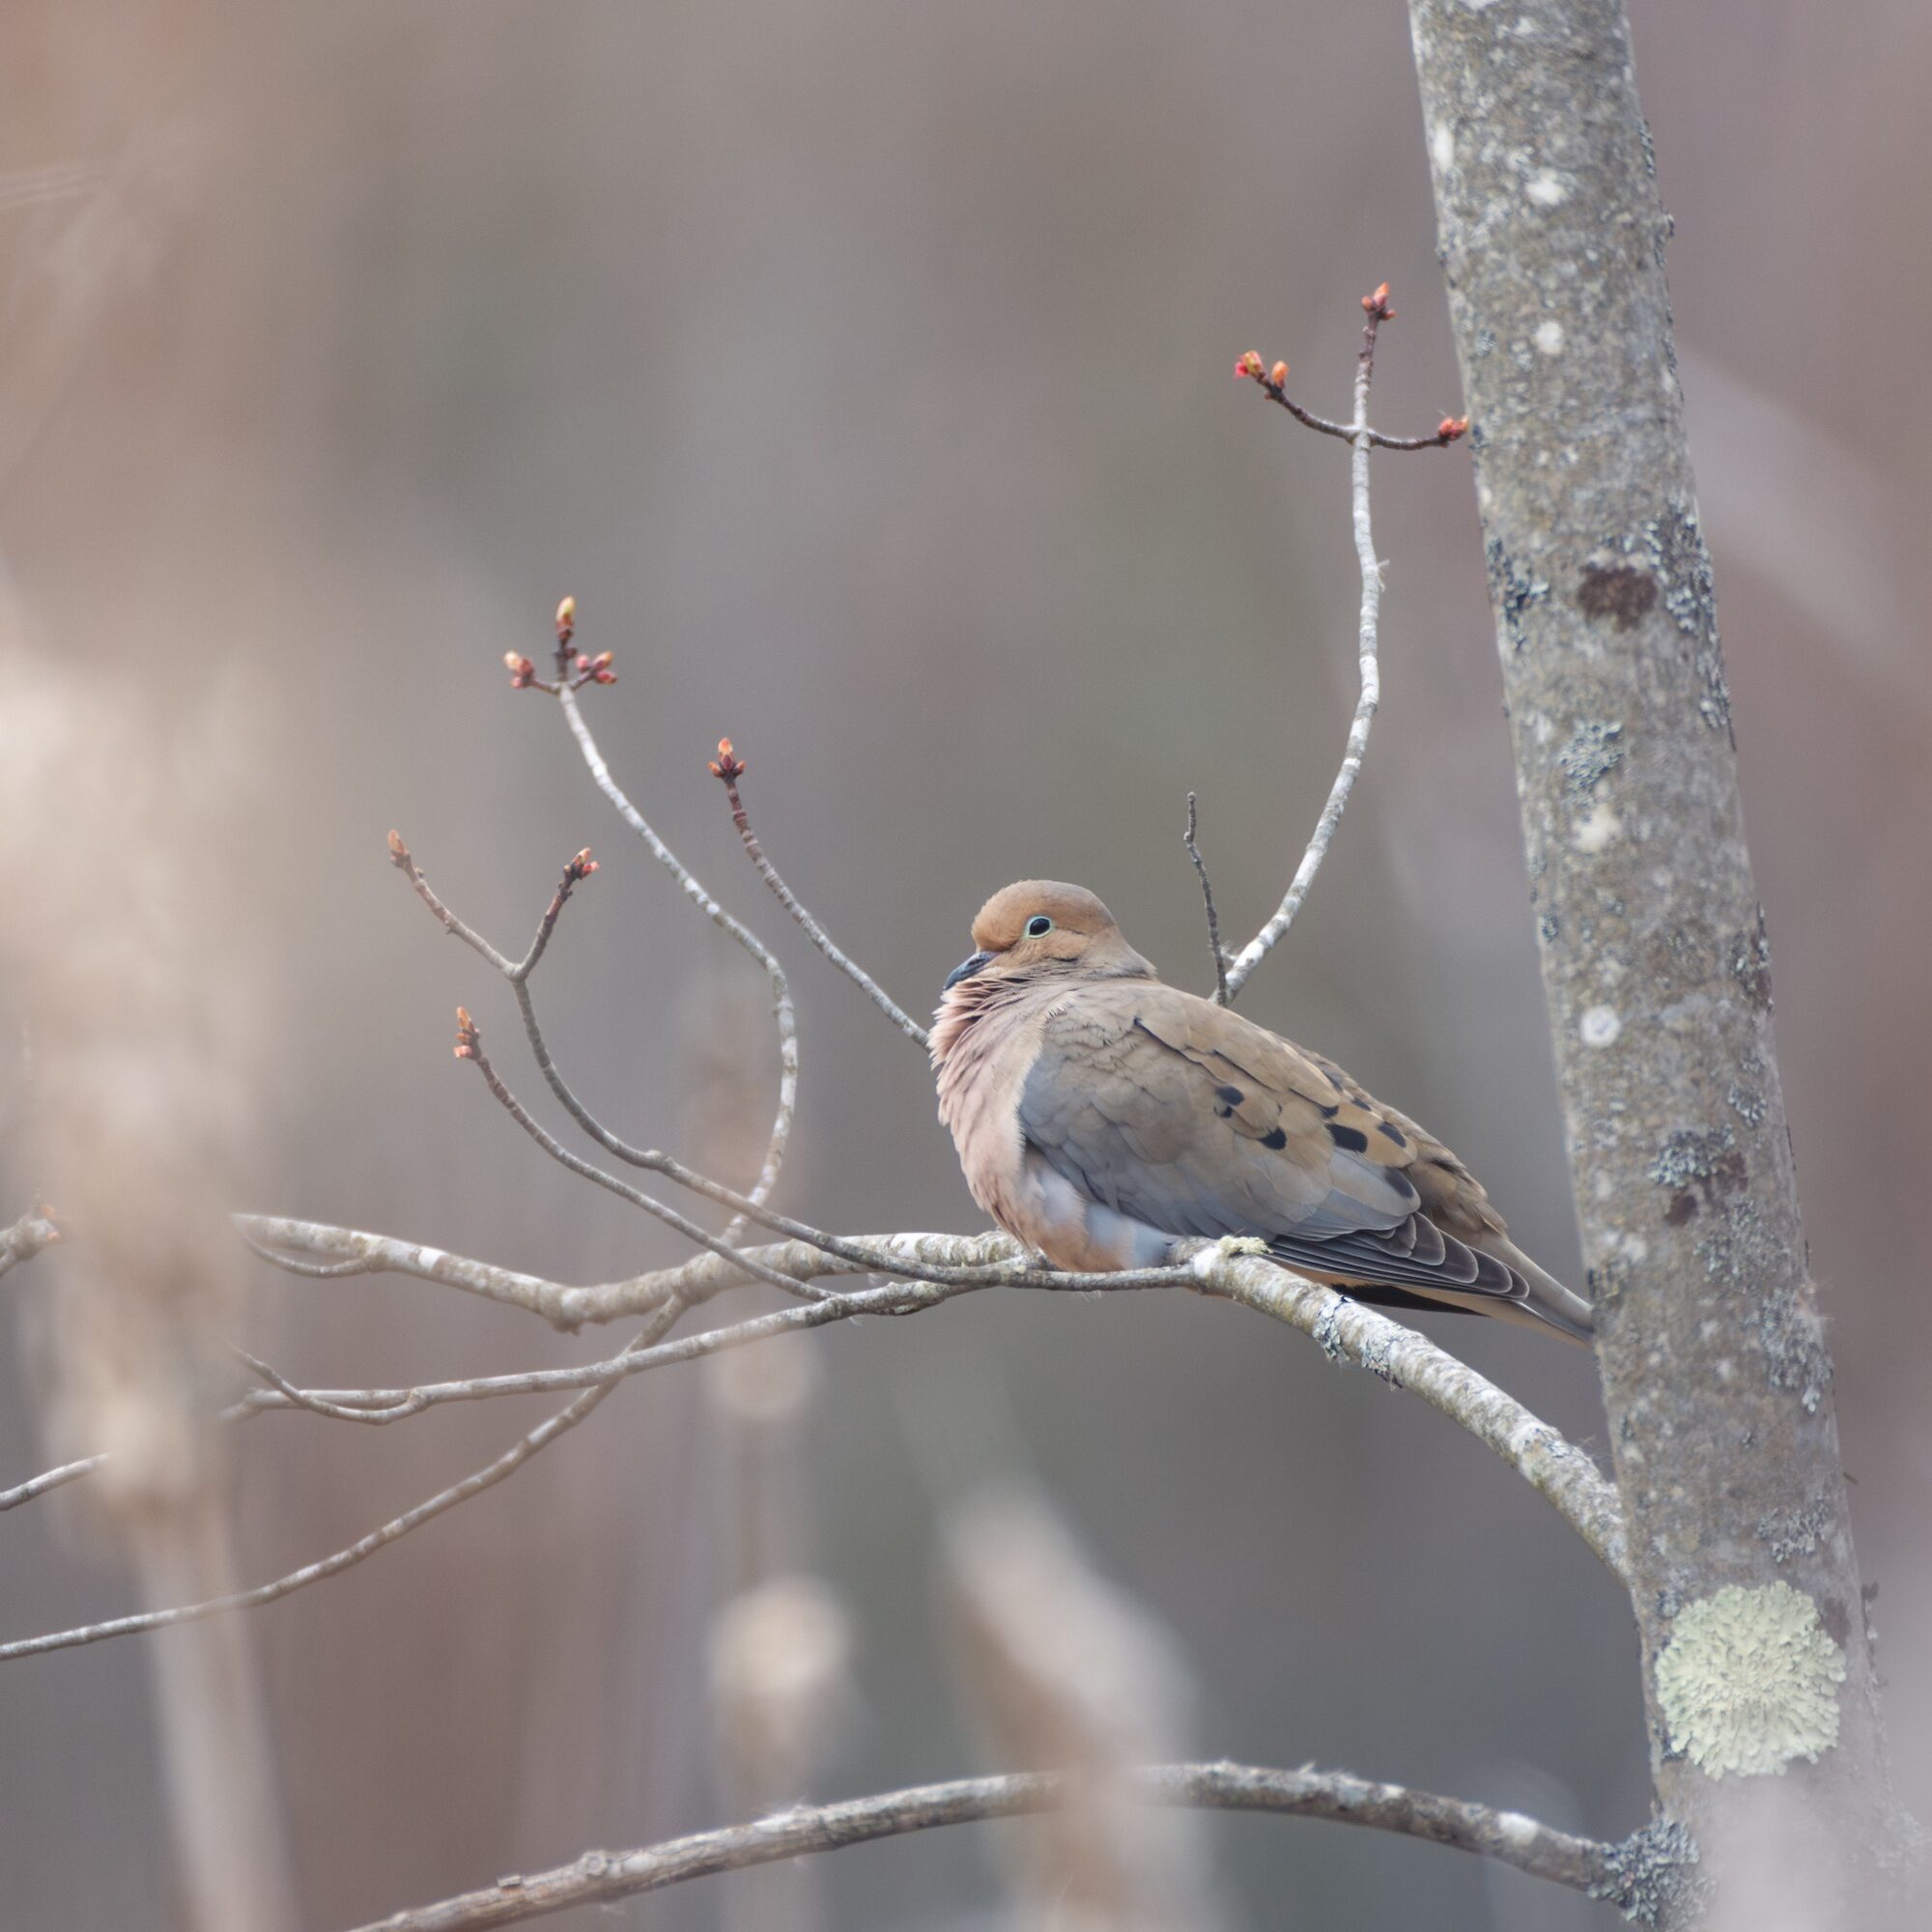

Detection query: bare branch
xmin=1182 ymin=793 xmax=1229 ymax=1005
xmin=456 ymin=1010 xmax=836 ymax=1303
xmin=553 ymin=680 xmax=797 ymax=1216
xmin=228 ymin=1348 xmax=430 ymax=1425
xmin=15 ymin=1229 xmax=1624 ymax=1633
xmin=391 ymin=826 xmax=789 ymax=1262
xmin=0 ymin=1207 xmax=60 ymax=1281
xmin=1206 ymin=1245 xmax=1629 ymax=1582
xmin=0 ymin=1299 xmax=685 ymax=1662
xmin=385 ymin=832 xmax=517 ymax=978
xmin=1224 ymin=291 xmax=1412 ymax=1004
xmin=707 ymin=740 xmax=929 ymax=1049
xmin=340 ymin=1760 xmax=1610 ymax=1931
xmin=234 ymin=1213 xmax=642 ymax=1330
xmin=227 ymin=1273 xmax=983 ymax=1421
xmin=0 ymin=1453 xmax=106 ymax=1511
xmin=240 ymin=1215 xmax=1628 ymax=1583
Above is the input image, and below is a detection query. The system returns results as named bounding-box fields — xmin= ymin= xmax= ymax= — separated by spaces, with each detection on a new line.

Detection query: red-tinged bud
xmin=1268 ymin=360 xmax=1289 ymax=387
xmin=1234 ymin=352 xmax=1264 ymax=381
xmin=708 ymin=736 xmax=748 ymax=783
xmin=590 ymin=652 xmax=613 ymax=671
xmin=1362 ymin=281 xmax=1395 ymax=321
xmin=386 ymin=830 xmax=408 ymax=862
xmin=1438 ymin=414 xmax=1469 ymax=442
xmin=573 ymin=654 xmax=588 ymax=672
xmin=504 ymin=652 xmax=536 ymax=688
xmin=566 ymin=847 xmax=597 ymax=883
xmin=592 ymin=668 xmax=616 ymax=684
xmin=555 ymin=594 xmax=577 ymax=635
xmin=454 ymin=1006 xmax=480 ymax=1059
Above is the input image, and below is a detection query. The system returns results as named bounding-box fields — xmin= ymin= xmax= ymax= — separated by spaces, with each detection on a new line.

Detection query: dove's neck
xmin=929 ymin=972 xmax=1041 ymax=1071
xmin=930 ymin=956 xmax=1155 ymax=1071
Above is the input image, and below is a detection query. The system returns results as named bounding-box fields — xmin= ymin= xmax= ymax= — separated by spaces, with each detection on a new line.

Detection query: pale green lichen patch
xmin=1655 ymin=1582 xmax=1846 ymax=1777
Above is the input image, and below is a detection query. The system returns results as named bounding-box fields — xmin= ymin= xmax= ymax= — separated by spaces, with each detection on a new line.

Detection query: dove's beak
xmin=943 ymin=950 xmax=993 ymax=992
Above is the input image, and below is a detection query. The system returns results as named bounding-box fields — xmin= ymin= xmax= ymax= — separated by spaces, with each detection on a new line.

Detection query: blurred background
xmin=2 ymin=1 xmax=1928 ymax=1926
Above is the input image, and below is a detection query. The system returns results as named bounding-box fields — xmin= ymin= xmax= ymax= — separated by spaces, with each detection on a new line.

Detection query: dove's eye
xmin=1025 ymin=916 xmax=1054 ymax=938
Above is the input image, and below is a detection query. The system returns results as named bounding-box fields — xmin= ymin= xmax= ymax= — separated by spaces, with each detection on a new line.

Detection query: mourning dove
xmin=932 ymin=881 xmax=1593 ymax=1342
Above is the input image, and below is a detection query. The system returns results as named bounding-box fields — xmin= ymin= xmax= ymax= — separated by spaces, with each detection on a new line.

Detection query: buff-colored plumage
xmin=932 ymin=881 xmax=1593 ymax=1342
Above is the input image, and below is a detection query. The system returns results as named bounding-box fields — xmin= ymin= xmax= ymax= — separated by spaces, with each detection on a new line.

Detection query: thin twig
xmin=391 ymin=827 xmax=788 ymax=1259
xmin=1183 ymin=792 xmax=1229 ymax=1005
xmin=708 ymin=741 xmax=929 ymax=1049
xmin=340 ymin=1760 xmax=1611 ymax=1931
xmin=1256 ymin=379 xmax=1464 ymax=451
xmin=228 ymin=1348 xmax=429 ymax=1425
xmin=458 ymin=1014 xmax=833 ymax=1304
xmin=554 ymin=682 xmax=797 ymax=1222
xmin=227 ymin=1273 xmax=984 ymax=1420
xmin=0 ymin=1299 xmax=686 ymax=1662
xmin=0 ymin=1454 xmax=106 ymax=1510
xmin=1224 ymin=291 xmax=1402 ymax=1004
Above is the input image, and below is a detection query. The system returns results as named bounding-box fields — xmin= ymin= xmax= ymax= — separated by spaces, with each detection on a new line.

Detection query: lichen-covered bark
xmin=1406 ymin=0 xmax=1899 ymax=1917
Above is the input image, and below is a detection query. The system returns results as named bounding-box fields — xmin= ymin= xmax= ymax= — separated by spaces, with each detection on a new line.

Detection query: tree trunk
xmin=1404 ymin=2 xmax=1906 ymax=1921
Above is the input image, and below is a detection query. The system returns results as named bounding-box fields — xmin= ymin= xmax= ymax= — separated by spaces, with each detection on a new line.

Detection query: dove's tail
xmin=1480 ymin=1237 xmax=1596 ymax=1343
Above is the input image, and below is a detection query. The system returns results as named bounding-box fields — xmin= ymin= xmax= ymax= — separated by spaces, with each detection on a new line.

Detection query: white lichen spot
xmin=1579 ymin=1005 xmax=1621 ymax=1047
xmin=1525 ymin=169 xmax=1570 ymax=207
xmin=1592 ymin=1171 xmax=1614 ymax=1202
xmin=1572 ymin=804 xmax=1621 ymax=852
xmin=1495 ymin=1809 xmax=1540 ymax=1848
xmin=1432 ymin=123 xmax=1455 ymax=173
xmin=414 ymin=1246 xmax=445 ymax=1271
xmin=1535 ymin=319 xmax=1566 ymax=355
xmin=1655 ymin=1581 xmax=1846 ymax=1778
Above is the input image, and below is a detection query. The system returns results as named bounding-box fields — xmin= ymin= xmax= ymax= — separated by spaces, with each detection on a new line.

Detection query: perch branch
xmin=709 ymin=740 xmax=928 ymax=1048
xmin=7 ymin=1235 xmax=1624 ymax=1622
xmin=460 ymin=1011 xmax=1184 ymax=1293
xmin=238 ymin=1218 xmax=1625 ymax=1580
xmin=342 ymin=1760 xmax=1610 ymax=1931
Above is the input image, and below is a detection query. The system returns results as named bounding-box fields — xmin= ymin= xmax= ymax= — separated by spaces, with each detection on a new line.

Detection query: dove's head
xmin=941 ymin=880 xmax=1155 ymax=997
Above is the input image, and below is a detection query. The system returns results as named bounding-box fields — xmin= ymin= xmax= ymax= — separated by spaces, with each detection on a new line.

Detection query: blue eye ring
xmin=1025 ymin=915 xmax=1054 ymax=937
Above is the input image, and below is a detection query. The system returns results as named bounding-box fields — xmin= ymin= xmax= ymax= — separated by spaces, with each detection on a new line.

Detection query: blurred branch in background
xmin=944 ymin=1486 xmax=1228 ymax=1932
xmin=0 ymin=631 xmax=297 ymax=1930
xmin=342 ymin=1761 xmax=1620 ymax=1932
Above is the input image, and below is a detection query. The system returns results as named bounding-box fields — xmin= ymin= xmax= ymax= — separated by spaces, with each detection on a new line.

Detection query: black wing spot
xmin=1261 ymin=1126 xmax=1288 ymax=1151
xmin=1215 ymin=1085 xmax=1244 ymax=1105
xmin=1327 ymin=1122 xmax=1370 ymax=1153
xmin=1380 ymin=1123 xmax=1407 ymax=1149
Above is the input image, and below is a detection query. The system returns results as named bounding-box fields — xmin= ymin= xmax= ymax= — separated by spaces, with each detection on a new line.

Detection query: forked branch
xmin=1216 ymin=288 xmax=1465 ymax=1003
